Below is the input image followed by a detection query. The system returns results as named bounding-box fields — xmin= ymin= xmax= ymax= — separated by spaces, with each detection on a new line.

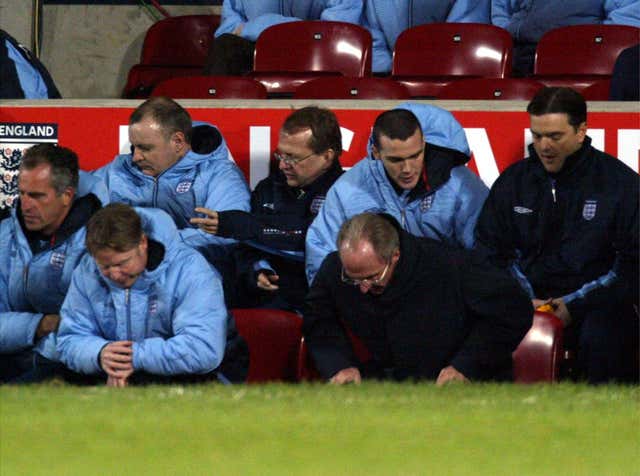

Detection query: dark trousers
xmin=564 ymin=305 xmax=639 ymax=384
xmin=203 ymin=33 xmax=256 ymax=76
xmin=1 ymin=351 xmax=74 ymax=384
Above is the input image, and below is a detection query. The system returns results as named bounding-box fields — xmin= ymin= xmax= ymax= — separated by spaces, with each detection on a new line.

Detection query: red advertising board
xmin=1 ymin=104 xmax=638 ymax=189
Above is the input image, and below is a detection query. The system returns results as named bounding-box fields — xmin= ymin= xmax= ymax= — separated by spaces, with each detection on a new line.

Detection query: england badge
xmin=582 ymin=200 xmax=597 ymax=221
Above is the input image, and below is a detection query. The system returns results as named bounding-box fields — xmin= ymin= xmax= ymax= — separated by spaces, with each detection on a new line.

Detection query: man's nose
xmin=539 ymin=137 xmax=553 ymax=150
xmin=278 ymin=158 xmax=290 ymax=170
xmin=132 ymin=147 xmax=143 ymax=161
xmin=359 ymin=282 xmax=371 ymax=294
xmin=21 ymin=195 xmax=33 ymax=210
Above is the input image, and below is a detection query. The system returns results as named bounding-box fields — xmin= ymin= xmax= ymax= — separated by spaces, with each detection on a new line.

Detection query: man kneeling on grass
xmin=57 ymin=203 xmax=247 ymax=386
xmin=303 ymin=213 xmax=533 ymax=385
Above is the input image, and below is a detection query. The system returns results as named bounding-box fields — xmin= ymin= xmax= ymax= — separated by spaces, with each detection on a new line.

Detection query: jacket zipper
xmin=152 ymin=177 xmax=158 ymax=207
xmin=550 ymin=178 xmax=557 ymax=203
xmin=125 ymin=288 xmax=132 ymax=340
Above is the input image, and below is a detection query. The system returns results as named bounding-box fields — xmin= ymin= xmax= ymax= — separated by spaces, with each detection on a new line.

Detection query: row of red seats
xmin=122 ymin=16 xmax=638 ymax=100
xmin=150 ymin=75 xmax=614 ymax=101
xmin=234 ymin=308 xmax=564 ymax=384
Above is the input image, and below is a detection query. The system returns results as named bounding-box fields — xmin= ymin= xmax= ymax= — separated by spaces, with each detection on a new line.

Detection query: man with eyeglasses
xmin=305 ymin=103 xmax=489 ymax=284
xmin=192 ymin=106 xmax=343 ymax=311
xmin=303 ymin=212 xmax=532 ymax=385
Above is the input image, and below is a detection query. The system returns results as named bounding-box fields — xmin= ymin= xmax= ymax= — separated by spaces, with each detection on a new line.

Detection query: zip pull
xmin=550 ymin=179 xmax=557 ymax=203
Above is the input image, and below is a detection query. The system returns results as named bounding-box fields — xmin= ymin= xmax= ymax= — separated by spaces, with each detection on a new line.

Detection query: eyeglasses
xmin=274 ymin=151 xmax=316 ymax=166
xmin=341 ymin=261 xmax=391 ymax=287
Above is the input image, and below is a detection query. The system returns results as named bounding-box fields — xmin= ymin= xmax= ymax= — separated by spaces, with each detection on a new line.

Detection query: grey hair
xmin=337 ymin=213 xmax=400 ymax=261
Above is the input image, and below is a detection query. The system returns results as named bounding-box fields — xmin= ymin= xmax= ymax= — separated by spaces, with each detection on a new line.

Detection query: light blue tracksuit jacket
xmin=491 ymin=0 xmax=640 ymax=43
xmin=0 ymin=176 xmax=106 ymax=361
xmin=57 ymin=207 xmax=227 ymax=376
xmin=93 ymin=122 xmax=250 ymax=265
xmin=215 ymin=0 xmax=364 ymax=41
xmin=364 ymin=0 xmax=491 ymax=72
xmin=305 ymin=103 xmax=489 ymax=283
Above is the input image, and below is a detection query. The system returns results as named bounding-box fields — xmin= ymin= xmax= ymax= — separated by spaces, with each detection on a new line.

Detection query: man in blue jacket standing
xmin=57 ymin=204 xmax=247 ymax=386
xmin=94 ymin=97 xmax=250 ymax=304
xmin=363 ymin=0 xmax=490 ymax=73
xmin=0 ymin=144 xmax=102 ymax=382
xmin=305 ymin=103 xmax=488 ymax=283
xmin=204 ymin=0 xmax=364 ymax=75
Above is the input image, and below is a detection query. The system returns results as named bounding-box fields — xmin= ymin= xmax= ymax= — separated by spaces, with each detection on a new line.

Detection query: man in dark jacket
xmin=303 ymin=212 xmax=532 ymax=385
xmin=475 ymin=87 xmax=639 ymax=384
xmin=191 ymin=106 xmax=343 ymax=311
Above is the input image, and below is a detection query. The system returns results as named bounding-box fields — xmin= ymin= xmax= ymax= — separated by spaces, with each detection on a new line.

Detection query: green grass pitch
xmin=1 ymin=382 xmax=638 ymax=475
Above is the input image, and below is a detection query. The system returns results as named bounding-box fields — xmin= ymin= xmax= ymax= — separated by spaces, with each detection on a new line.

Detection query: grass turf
xmin=1 ymin=382 xmax=638 ymax=476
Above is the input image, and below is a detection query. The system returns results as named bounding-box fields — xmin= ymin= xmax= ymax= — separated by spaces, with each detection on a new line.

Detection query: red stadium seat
xmin=151 ymin=75 xmax=268 ymax=99
xmin=232 ymin=308 xmax=302 ymax=383
xmin=122 ymin=14 xmax=220 ymax=98
xmin=533 ymin=24 xmax=640 ymax=93
xmin=293 ymin=76 xmax=410 ymax=99
xmin=300 ymin=311 xmax=565 ymax=383
xmin=123 ymin=66 xmax=202 ymax=99
xmin=512 ymin=312 xmax=564 ymax=383
xmin=581 ymin=78 xmax=612 ymax=101
xmin=250 ymin=21 xmax=372 ymax=97
xmin=437 ymin=78 xmax=545 ymax=100
xmin=392 ymin=23 xmax=513 ymax=98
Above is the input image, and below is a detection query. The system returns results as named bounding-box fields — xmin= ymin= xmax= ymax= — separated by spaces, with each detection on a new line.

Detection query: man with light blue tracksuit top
xmin=57 ymin=204 xmax=248 ymax=386
xmin=0 ymin=144 xmax=104 ymax=383
xmin=305 ymin=103 xmax=489 ymax=284
xmin=363 ymin=0 xmax=491 ymax=73
xmin=205 ymin=0 xmax=364 ymax=75
xmin=93 ymin=97 xmax=250 ymax=305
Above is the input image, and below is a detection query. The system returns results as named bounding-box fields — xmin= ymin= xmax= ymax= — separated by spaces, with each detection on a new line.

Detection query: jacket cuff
xmin=449 ymin=353 xmax=480 ymax=381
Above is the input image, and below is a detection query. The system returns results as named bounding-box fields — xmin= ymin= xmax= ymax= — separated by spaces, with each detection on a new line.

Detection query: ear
xmin=391 ymin=248 xmax=400 ymax=264
xmin=61 ymin=187 xmax=74 ymax=207
xmin=371 ymin=144 xmax=381 ymax=160
xmin=323 ymin=148 xmax=335 ymax=165
xmin=577 ymin=122 xmax=587 ymax=143
xmin=172 ymin=131 xmax=187 ymax=154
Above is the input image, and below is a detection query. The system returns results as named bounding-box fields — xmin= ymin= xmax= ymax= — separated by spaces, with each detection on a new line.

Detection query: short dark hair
xmin=337 ymin=213 xmax=400 ymax=261
xmin=281 ymin=106 xmax=342 ymax=158
xmin=130 ymin=96 xmax=193 ymax=143
xmin=371 ymin=108 xmax=422 ymax=149
xmin=20 ymin=143 xmax=79 ymax=194
xmin=86 ymin=203 xmax=143 ymax=255
xmin=527 ymin=87 xmax=587 ymax=129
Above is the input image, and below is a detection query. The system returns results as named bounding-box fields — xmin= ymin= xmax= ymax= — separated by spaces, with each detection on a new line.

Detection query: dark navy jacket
xmin=303 ymin=221 xmax=532 ymax=381
xmin=217 ymin=159 xmax=343 ymax=311
xmin=475 ymin=137 xmax=639 ymax=319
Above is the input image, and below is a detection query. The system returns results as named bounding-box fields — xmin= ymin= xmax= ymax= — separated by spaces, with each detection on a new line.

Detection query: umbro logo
xmin=513 ymin=206 xmax=533 ymax=214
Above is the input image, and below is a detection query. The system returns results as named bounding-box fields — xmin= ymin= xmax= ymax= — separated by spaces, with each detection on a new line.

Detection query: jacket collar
xmin=528 ymin=136 xmax=593 ymax=182
xmin=385 ymin=142 xmax=470 ymax=201
xmin=17 ymin=193 xmax=101 ymax=253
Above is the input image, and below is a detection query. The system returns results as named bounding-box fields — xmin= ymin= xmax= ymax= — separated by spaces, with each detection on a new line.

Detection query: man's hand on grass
xmin=436 ymin=366 xmax=468 ymax=386
xmin=330 ymin=367 xmax=361 ymax=385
